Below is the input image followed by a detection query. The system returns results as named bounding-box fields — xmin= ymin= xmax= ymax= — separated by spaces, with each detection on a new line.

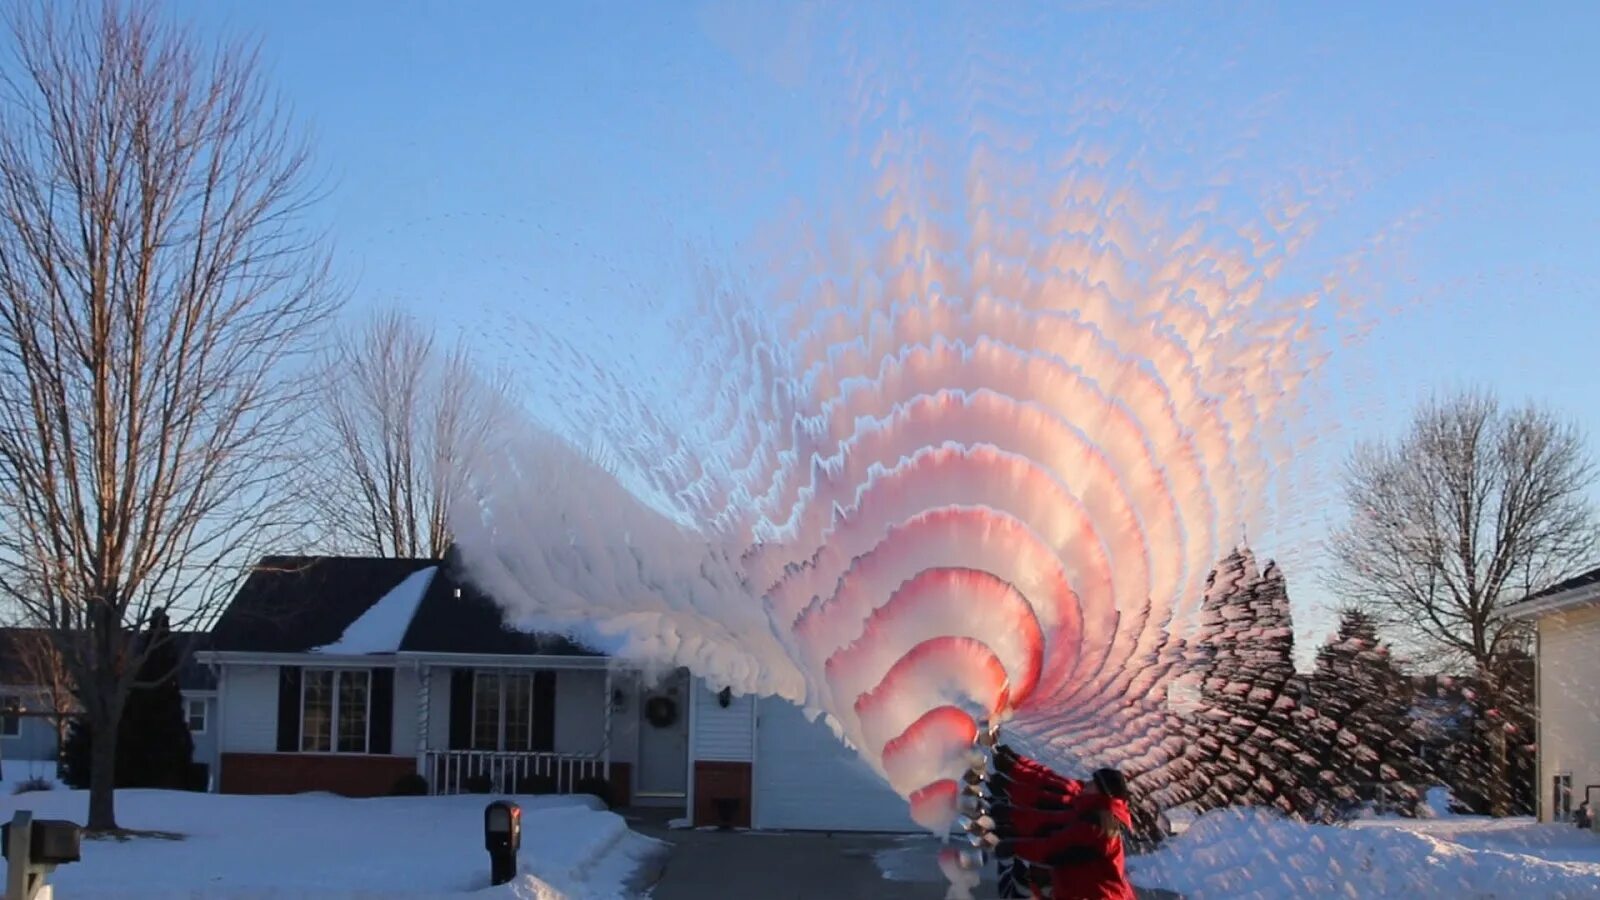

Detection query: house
xmin=0 ymin=628 xmax=219 ymax=785
xmin=199 ymin=550 xmax=919 ymax=832
xmin=1504 ymin=564 xmax=1600 ymax=824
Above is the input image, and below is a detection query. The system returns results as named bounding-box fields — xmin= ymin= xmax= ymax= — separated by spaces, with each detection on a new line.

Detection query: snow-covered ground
xmin=1132 ymin=808 xmax=1600 ymax=899
xmin=873 ymin=807 xmax=1600 ymax=899
xmin=2 ymin=788 xmax=661 ymax=899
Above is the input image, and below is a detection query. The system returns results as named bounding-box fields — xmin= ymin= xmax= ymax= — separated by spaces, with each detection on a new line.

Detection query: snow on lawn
xmin=1 ymin=759 xmax=64 ymax=795
xmin=1132 ymin=808 xmax=1600 ymax=899
xmin=2 ymin=789 xmax=661 ymax=899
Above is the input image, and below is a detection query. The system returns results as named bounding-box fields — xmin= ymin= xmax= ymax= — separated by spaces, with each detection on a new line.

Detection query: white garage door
xmin=754 ymin=697 xmax=918 ymax=832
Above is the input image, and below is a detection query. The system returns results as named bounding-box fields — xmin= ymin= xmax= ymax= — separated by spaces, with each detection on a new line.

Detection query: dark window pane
xmin=338 ymin=670 xmax=370 ymax=753
xmin=504 ymin=674 xmax=533 ymax=752
xmin=473 ymin=671 xmax=501 ymax=751
xmin=301 ymin=671 xmax=332 ymax=752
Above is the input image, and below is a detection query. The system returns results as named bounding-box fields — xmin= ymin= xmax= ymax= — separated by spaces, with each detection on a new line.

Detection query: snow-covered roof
xmin=311 ymin=567 xmax=437 ymax=654
xmin=209 ymin=551 xmax=602 ymax=658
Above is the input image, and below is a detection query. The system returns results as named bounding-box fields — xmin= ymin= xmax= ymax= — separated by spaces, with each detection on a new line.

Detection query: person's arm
xmin=992 ymin=804 xmax=1083 ymax=836
xmin=1003 ymin=814 xmax=1116 ymax=867
xmin=995 ymin=757 xmax=1083 ymax=795
xmin=1003 ymin=778 xmax=1079 ymax=810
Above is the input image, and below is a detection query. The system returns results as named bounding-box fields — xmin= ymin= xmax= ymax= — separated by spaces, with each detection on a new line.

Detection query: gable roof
xmin=1504 ymin=563 xmax=1600 ymax=620
xmin=209 ymin=556 xmax=439 ymax=653
xmin=208 ymin=550 xmax=600 ymax=658
xmin=1522 ymin=565 xmax=1600 ymax=603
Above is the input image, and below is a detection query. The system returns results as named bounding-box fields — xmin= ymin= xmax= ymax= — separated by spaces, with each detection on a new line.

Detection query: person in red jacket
xmin=988 ymin=746 xmax=1083 ymax=896
xmin=992 ymin=765 xmax=1136 ymax=900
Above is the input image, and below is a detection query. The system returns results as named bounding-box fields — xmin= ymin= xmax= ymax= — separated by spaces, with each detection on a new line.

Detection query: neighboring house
xmin=1505 ymin=564 xmax=1600 ymax=824
xmin=0 ymin=628 xmax=219 ymax=785
xmin=199 ymin=549 xmax=918 ymax=832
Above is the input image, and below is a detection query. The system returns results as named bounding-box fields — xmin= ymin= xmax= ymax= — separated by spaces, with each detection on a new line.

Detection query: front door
xmin=635 ymin=668 xmax=690 ymax=805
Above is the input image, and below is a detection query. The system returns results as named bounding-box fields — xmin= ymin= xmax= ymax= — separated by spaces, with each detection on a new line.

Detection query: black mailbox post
xmin=4 ymin=810 xmax=82 ymax=899
xmin=484 ymin=800 xmax=522 ymax=886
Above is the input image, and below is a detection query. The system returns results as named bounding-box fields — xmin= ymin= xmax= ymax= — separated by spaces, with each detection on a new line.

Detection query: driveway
xmin=632 ymin=820 xmax=932 ymax=899
xmin=628 ymin=816 xmax=1182 ymax=899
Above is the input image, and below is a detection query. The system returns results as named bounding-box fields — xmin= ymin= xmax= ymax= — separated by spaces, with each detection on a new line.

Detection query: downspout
xmin=214 ymin=663 xmax=227 ymax=793
xmin=602 ymin=667 xmax=613 ymax=783
xmin=417 ymin=663 xmax=431 ymax=786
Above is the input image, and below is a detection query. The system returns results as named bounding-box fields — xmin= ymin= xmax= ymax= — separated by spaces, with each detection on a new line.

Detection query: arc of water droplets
xmin=453 ymin=103 xmax=1338 ymax=832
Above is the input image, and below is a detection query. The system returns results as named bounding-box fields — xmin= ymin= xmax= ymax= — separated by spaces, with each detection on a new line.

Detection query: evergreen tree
xmin=1433 ymin=651 xmax=1535 ymax=815
xmin=62 ymin=609 xmax=195 ymax=790
xmin=1299 ymin=609 xmax=1427 ymax=820
xmin=1177 ymin=548 xmax=1312 ymax=817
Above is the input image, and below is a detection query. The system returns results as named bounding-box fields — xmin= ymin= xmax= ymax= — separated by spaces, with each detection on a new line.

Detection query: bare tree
xmin=0 ymin=2 xmax=332 ymax=829
xmin=1328 ymin=388 xmax=1598 ymax=814
xmin=7 ymin=626 xmax=79 ymax=769
xmin=317 ymin=310 xmax=508 ymax=558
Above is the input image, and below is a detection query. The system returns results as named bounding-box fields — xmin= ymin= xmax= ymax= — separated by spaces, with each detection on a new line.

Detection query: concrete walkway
xmin=626 ymin=815 xmax=1181 ymax=899
xmin=632 ymin=820 xmax=934 ymax=899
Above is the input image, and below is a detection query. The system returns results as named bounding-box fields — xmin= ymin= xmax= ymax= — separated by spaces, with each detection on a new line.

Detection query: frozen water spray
xmin=449 ymin=21 xmax=1359 ymax=845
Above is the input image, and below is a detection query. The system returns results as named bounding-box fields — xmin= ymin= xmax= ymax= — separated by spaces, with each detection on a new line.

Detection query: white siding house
xmin=1506 ymin=566 xmax=1600 ymax=824
xmin=200 ymin=551 xmax=922 ymax=833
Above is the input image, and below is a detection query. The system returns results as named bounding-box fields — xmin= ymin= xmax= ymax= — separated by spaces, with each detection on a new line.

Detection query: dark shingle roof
xmin=208 ymin=556 xmax=440 ymax=653
xmin=0 ymin=627 xmax=47 ymax=685
xmin=173 ymin=632 xmax=217 ymax=691
xmin=0 ymin=627 xmax=215 ymax=691
xmin=209 ymin=550 xmax=599 ymax=658
xmin=398 ymin=556 xmax=595 ymax=656
xmin=1519 ymin=564 xmax=1600 ymax=604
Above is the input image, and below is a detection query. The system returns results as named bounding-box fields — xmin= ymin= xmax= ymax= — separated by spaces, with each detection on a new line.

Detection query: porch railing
xmin=421 ymin=749 xmax=609 ymax=796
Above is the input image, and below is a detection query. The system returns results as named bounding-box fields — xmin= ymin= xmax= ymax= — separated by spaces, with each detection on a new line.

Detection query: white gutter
xmin=194 ymin=651 xmax=400 ymax=666
xmin=195 ymin=650 xmax=613 ymax=670
xmin=394 ymin=651 xmax=611 ymax=670
xmin=1502 ymin=582 xmax=1600 ymax=621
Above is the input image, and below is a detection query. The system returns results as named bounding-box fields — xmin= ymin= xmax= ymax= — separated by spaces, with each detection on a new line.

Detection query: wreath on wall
xmin=645 ymin=696 xmax=679 ymax=729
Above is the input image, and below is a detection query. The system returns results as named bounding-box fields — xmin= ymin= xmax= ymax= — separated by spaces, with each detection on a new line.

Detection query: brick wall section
xmin=692 ymin=760 xmax=752 ymax=828
xmin=220 ymin=752 xmax=415 ymax=796
xmin=222 ymin=753 xmax=635 ymax=806
xmin=604 ymin=761 xmax=633 ymax=808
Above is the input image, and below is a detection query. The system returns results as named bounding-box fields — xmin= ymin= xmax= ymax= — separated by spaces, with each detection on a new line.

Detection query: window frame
xmin=186 ymin=697 xmax=208 ymax=734
xmin=1554 ymin=772 xmax=1574 ymax=822
xmin=469 ymin=670 xmax=537 ymax=753
xmin=299 ymin=668 xmax=371 ymax=754
xmin=1 ymin=693 xmax=20 ymax=738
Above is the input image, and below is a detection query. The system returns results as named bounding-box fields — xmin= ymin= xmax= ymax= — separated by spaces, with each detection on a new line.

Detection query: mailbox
xmin=484 ymin=800 xmax=521 ymax=886
xmin=1 ymin=818 xmax=82 ymax=865
xmin=6 ymin=811 xmax=82 ymax=900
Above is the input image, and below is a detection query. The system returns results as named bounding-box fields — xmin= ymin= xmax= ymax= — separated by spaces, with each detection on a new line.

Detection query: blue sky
xmin=172 ymin=1 xmax=1600 ymax=652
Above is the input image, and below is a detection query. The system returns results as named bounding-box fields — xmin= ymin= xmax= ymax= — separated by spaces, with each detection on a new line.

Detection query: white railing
xmin=421 ymin=750 xmax=609 ymax=796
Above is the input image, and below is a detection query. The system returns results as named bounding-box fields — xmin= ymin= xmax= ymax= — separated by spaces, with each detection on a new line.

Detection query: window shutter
xmin=276 ymin=666 xmax=302 ymax=752
xmin=532 ymin=670 xmax=556 ymax=752
xmin=369 ymin=668 xmax=394 ymax=755
xmin=449 ymin=668 xmax=473 ymax=750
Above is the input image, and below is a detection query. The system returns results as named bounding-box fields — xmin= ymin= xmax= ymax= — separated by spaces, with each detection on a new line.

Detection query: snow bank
xmin=313 ymin=566 xmax=438 ymax=654
xmin=1132 ymin=808 xmax=1600 ymax=899
xmin=1 ymin=789 xmax=660 ymax=898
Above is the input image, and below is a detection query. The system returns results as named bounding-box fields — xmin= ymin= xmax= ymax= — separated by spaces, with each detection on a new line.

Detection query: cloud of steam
xmin=452 ymin=17 xmax=1368 ymax=832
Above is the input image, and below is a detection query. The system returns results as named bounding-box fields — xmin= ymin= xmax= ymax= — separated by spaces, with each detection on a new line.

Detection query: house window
xmin=1 ymin=694 xmax=19 ymax=737
xmin=1554 ymin=773 xmax=1573 ymax=822
xmin=471 ymin=671 xmax=537 ymax=752
xmin=186 ymin=698 xmax=207 ymax=734
xmin=301 ymin=669 xmax=369 ymax=753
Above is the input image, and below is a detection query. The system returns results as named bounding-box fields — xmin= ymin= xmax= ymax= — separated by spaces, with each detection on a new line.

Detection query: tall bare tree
xmin=317 ymin=311 xmax=507 ymax=558
xmin=3 ymin=625 xmax=79 ymax=771
xmin=0 ymin=2 xmax=332 ymax=829
xmin=1328 ymin=388 xmax=1598 ymax=814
